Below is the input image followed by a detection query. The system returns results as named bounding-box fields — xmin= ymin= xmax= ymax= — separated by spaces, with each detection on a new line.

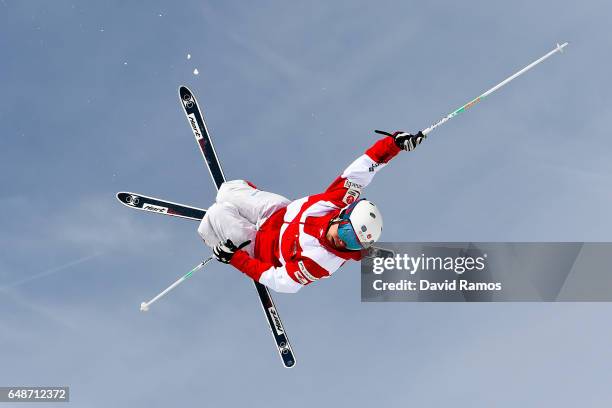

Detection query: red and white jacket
xmin=230 ymin=136 xmax=401 ymax=293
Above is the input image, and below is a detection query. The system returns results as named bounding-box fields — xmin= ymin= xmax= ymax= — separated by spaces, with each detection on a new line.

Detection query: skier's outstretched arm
xmin=230 ymin=251 xmax=323 ymax=293
xmin=323 ymin=131 xmax=425 ymax=202
xmin=213 ymin=240 xmax=324 ymax=293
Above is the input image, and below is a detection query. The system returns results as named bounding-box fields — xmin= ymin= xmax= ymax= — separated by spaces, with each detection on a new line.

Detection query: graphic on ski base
xmin=117 ymin=192 xmax=206 ymax=221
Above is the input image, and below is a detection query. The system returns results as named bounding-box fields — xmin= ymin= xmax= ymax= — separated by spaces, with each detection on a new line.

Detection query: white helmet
xmin=337 ymin=199 xmax=383 ymax=250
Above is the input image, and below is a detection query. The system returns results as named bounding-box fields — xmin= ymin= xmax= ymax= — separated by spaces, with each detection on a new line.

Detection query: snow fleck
xmin=158 ymin=13 xmax=163 ymax=17
xmin=99 ymin=27 xmax=104 ymax=32
xmin=187 ymin=53 xmax=191 ymax=60
xmin=123 ymin=62 xmax=128 ymax=65
xmin=193 ymin=68 xmax=199 ymax=75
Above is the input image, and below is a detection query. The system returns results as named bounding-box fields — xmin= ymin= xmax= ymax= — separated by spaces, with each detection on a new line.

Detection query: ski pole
xmin=140 ymin=257 xmax=213 ymax=312
xmin=377 ymin=42 xmax=568 ymax=138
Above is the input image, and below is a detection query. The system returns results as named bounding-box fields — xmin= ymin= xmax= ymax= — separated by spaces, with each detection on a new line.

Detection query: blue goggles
xmin=337 ymin=220 xmax=362 ymax=250
xmin=336 ymin=199 xmax=366 ymax=251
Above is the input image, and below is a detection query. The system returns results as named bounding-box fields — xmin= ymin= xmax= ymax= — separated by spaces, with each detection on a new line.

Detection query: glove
xmin=392 ymin=131 xmax=426 ymax=151
xmin=213 ymin=239 xmax=251 ymax=264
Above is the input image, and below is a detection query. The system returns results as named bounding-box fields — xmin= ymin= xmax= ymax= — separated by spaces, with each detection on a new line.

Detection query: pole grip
xmin=374 ymin=129 xmax=393 ymax=137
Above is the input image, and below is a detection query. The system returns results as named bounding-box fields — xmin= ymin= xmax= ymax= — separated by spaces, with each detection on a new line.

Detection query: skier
xmin=198 ymin=131 xmax=426 ymax=293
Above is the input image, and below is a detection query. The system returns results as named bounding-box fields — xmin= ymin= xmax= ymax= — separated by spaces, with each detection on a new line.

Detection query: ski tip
xmin=374 ymin=129 xmax=393 ymax=137
xmin=116 ymin=192 xmax=136 ymax=206
xmin=178 ymin=85 xmax=196 ymax=107
xmin=178 ymin=85 xmax=191 ymax=95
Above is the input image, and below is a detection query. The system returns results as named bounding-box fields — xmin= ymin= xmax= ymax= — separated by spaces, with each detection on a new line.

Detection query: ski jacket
xmin=230 ymin=136 xmax=401 ymax=293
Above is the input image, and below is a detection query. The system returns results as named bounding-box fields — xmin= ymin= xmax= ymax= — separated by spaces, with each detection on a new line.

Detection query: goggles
xmin=336 ymin=199 xmax=366 ymax=251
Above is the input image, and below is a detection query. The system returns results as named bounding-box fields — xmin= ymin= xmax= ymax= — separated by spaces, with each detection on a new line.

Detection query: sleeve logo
xmin=343 ymin=180 xmax=363 ymax=190
xmin=293 ymin=270 xmax=309 ymax=285
xmin=368 ymin=162 xmax=382 ymax=173
xmin=342 ymin=188 xmax=360 ymax=205
xmin=298 ymin=261 xmax=319 ymax=282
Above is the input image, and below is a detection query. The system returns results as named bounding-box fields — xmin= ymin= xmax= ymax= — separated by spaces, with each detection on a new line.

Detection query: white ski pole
xmin=377 ymin=42 xmax=568 ymax=138
xmin=422 ymin=42 xmax=568 ymax=135
xmin=140 ymin=257 xmax=213 ymax=312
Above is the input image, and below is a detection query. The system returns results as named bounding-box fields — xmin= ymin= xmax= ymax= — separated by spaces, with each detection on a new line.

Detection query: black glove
xmin=392 ymin=131 xmax=426 ymax=151
xmin=213 ymin=239 xmax=251 ymax=264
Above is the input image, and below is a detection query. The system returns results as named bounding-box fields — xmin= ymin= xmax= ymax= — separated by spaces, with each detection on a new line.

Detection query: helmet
xmin=336 ymin=199 xmax=383 ymax=250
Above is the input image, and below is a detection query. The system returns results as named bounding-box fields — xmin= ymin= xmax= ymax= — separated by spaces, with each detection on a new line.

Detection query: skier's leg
xmin=198 ymin=202 xmax=256 ymax=256
xmin=216 ymin=180 xmax=290 ymax=226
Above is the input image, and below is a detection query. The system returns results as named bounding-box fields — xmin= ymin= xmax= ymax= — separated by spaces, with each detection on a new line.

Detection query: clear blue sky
xmin=1 ymin=1 xmax=612 ymax=407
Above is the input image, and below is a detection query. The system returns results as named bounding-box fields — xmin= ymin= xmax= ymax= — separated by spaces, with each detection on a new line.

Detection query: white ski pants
xmin=198 ymin=180 xmax=290 ymax=257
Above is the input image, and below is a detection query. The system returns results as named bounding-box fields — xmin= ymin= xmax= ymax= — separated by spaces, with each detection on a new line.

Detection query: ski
xmin=116 ymin=192 xmax=206 ymax=221
xmin=179 ymin=85 xmax=296 ymax=368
